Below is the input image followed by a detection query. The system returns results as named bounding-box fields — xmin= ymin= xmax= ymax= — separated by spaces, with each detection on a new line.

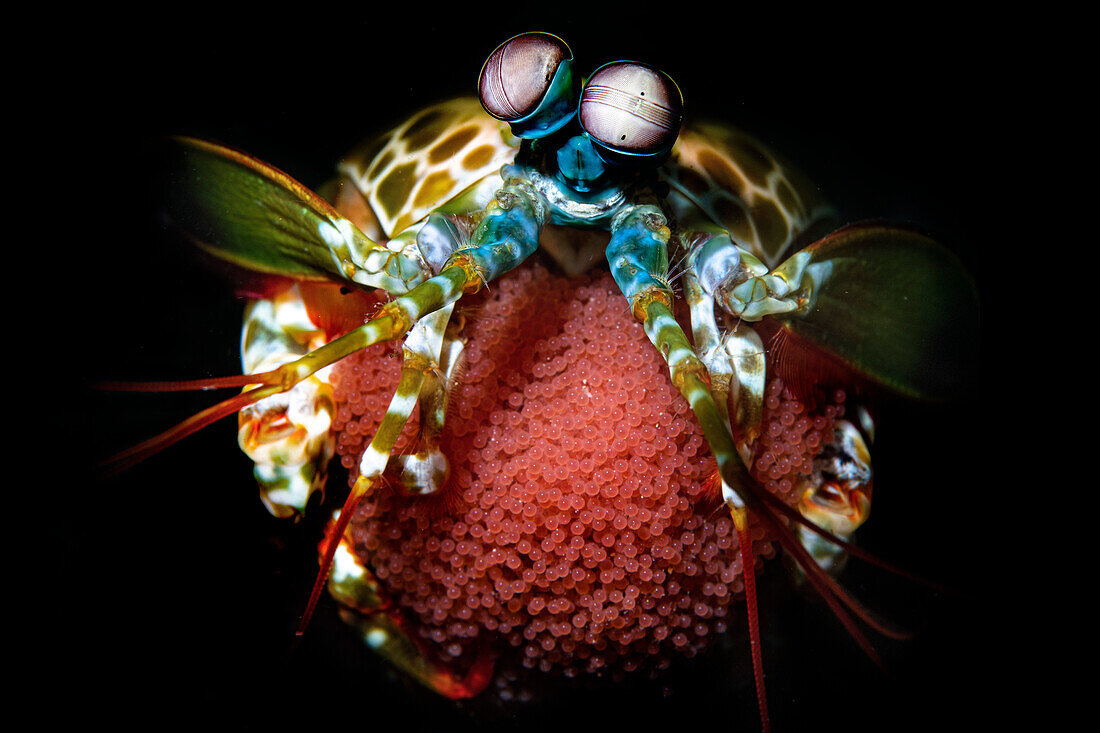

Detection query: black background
xmin=66 ymin=7 xmax=992 ymax=732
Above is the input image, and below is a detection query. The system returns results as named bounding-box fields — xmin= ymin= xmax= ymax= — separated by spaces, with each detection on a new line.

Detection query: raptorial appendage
xmin=239 ymin=285 xmax=337 ymax=520
xmin=793 ymin=418 xmax=874 ymax=576
xmin=688 ymin=232 xmax=831 ymax=322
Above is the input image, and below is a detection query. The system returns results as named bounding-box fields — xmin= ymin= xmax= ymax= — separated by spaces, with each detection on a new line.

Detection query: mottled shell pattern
xmin=335 ymin=99 xmax=521 ymax=241
xmin=326 ymin=97 xmax=830 ymax=270
xmin=665 ymin=123 xmax=834 ymax=267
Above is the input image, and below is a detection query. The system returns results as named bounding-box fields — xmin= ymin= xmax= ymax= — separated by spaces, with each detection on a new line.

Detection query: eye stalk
xmin=479 ymin=32 xmax=578 ymax=139
xmin=579 ymin=62 xmax=683 ymax=165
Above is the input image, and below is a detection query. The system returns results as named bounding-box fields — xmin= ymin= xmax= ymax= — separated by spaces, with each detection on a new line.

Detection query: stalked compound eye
xmin=579 ymin=62 xmax=683 ymax=161
xmin=479 ymin=32 xmax=577 ymax=139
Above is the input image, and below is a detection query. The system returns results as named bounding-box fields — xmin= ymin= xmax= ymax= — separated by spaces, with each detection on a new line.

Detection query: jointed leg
xmin=607 ymin=209 xmax=898 ymax=733
xmin=393 ymin=318 xmax=466 ymax=496
xmin=607 ymin=203 xmax=770 ymax=728
xmin=635 ymin=317 xmax=776 ymax=709
xmin=297 ymin=304 xmax=456 ymax=635
xmin=682 ymin=258 xmax=767 ymax=464
xmin=299 ymin=174 xmax=548 ymax=632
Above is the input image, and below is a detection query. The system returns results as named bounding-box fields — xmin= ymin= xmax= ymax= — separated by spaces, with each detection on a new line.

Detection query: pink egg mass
xmin=325 ymin=260 xmax=845 ymax=678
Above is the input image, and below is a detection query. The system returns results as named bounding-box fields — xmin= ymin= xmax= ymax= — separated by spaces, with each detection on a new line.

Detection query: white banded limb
xmin=299 ymin=304 xmax=457 ymax=636
xmin=689 ymin=231 xmax=823 ymax=321
xmin=681 ymin=266 xmax=765 ymax=468
xmin=238 ymin=285 xmax=337 ymax=520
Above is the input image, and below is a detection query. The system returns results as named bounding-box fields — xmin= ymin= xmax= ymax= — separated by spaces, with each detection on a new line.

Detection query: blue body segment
xmin=605 ymin=205 xmax=670 ymax=303
xmin=452 ymin=176 xmax=544 ymax=282
xmin=432 ymin=149 xmax=670 ymax=309
xmin=436 ymin=151 xmax=673 ymax=312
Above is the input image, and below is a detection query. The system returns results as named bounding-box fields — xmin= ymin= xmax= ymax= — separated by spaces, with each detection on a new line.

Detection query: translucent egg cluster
xmin=329 ymin=262 xmax=842 ymax=676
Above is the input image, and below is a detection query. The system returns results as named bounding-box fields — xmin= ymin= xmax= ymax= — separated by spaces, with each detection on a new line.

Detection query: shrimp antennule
xmin=94 ymin=374 xmax=271 ymax=392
